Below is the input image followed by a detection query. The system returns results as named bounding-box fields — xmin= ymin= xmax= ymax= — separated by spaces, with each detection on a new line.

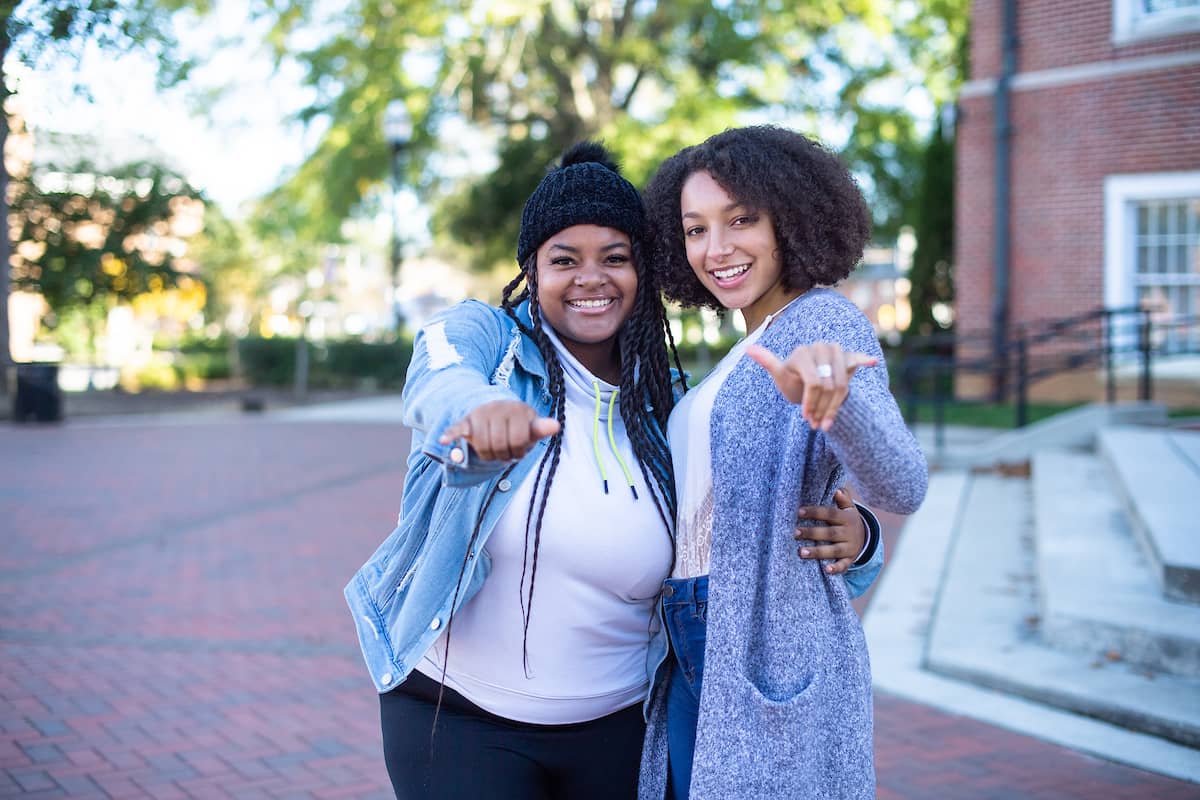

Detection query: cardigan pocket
xmin=742 ymin=669 xmax=821 ymax=707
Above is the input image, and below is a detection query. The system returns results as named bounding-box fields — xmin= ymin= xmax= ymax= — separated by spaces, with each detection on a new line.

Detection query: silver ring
xmin=815 ymin=363 xmax=834 ymax=379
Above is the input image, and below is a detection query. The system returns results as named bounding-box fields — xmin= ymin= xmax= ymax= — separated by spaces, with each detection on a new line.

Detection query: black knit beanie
xmin=516 ymin=142 xmax=645 ymax=266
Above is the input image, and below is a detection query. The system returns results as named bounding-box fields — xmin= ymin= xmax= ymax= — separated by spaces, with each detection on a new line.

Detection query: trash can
xmin=12 ymin=363 xmax=63 ymax=423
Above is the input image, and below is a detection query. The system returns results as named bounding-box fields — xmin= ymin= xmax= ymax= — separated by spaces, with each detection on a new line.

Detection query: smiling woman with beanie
xmin=344 ymin=142 xmax=886 ymax=800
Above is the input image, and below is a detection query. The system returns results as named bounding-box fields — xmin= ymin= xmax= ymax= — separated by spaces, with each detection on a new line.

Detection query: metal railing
xmin=896 ymin=307 xmax=1200 ymax=442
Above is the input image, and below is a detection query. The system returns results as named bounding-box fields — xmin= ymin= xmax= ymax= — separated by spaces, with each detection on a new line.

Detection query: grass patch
xmin=905 ymin=401 xmax=1083 ymax=429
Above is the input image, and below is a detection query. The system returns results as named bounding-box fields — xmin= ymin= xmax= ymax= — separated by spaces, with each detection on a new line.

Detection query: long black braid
xmin=496 ymin=241 xmax=683 ymax=675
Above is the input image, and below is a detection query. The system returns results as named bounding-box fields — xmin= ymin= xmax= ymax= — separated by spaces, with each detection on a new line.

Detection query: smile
xmin=712 ymin=264 xmax=749 ymax=280
xmin=566 ymin=298 xmax=616 ymax=310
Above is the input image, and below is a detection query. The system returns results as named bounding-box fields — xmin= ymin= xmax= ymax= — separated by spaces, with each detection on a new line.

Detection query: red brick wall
xmin=955 ymin=94 xmax=995 ymax=335
xmin=969 ymin=0 xmax=1200 ymax=80
xmin=955 ymin=0 xmax=1200 ymax=339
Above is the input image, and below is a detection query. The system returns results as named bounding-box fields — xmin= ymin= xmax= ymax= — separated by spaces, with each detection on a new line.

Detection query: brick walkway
xmin=1 ymin=418 xmax=1195 ymax=799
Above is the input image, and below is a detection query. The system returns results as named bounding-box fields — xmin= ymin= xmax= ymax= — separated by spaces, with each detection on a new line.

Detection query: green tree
xmin=189 ymin=205 xmax=265 ymax=335
xmin=1 ymin=0 xmax=203 ymax=393
xmin=249 ymin=0 xmax=969 ymax=269
xmin=907 ymin=109 xmax=955 ymax=337
xmin=10 ymin=160 xmax=206 ymax=353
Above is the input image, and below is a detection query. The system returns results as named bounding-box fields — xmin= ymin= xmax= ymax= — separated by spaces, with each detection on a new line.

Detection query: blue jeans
xmin=662 ymin=576 xmax=708 ymax=800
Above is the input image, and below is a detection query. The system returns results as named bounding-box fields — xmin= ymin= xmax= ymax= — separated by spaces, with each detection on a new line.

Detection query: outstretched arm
xmin=748 ymin=334 xmax=927 ymax=514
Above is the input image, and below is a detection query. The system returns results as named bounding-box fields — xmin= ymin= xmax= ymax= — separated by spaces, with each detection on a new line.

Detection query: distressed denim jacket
xmin=344 ymin=299 xmax=884 ymax=709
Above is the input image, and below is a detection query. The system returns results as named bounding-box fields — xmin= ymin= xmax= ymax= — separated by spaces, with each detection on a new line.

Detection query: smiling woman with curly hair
xmin=644 ymin=124 xmax=872 ymax=311
xmin=636 ymin=126 xmax=927 ymax=800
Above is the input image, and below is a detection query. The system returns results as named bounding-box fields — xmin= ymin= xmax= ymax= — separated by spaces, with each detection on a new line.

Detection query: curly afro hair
xmin=643 ymin=126 xmax=871 ymax=310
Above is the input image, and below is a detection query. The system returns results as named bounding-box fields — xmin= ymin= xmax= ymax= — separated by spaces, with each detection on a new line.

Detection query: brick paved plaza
xmin=1 ymin=416 xmax=1196 ymax=798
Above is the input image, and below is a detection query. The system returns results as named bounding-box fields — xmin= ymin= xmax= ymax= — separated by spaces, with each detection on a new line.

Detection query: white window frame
xmin=1113 ymin=0 xmax=1200 ymax=45
xmin=1105 ymin=171 xmax=1200 ymax=357
xmin=1105 ymin=171 xmax=1200 ymax=309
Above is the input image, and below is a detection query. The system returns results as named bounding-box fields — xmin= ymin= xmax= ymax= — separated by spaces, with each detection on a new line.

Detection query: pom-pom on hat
xmin=516 ymin=142 xmax=645 ymax=266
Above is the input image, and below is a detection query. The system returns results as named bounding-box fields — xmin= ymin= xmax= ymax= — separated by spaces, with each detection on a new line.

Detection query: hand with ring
xmin=439 ymin=400 xmax=561 ymax=462
xmin=746 ymin=341 xmax=877 ymax=430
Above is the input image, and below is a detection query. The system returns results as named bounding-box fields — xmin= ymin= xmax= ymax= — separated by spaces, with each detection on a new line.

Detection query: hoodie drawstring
xmin=591 ymin=380 xmax=638 ymax=499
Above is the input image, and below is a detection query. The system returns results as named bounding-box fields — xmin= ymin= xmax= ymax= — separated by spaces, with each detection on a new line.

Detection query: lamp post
xmin=383 ymin=99 xmax=412 ymax=331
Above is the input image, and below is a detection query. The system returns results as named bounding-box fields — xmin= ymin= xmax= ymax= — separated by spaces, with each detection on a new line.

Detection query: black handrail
xmin=897 ymin=307 xmax=1200 ymax=438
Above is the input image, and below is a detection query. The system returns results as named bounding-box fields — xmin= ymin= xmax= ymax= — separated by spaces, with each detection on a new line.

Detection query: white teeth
xmin=568 ymin=298 xmax=614 ymax=309
xmin=713 ymin=264 xmax=749 ymax=280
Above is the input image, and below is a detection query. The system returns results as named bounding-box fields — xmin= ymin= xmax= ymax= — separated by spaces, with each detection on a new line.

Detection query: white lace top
xmin=668 ymin=328 xmax=766 ymax=578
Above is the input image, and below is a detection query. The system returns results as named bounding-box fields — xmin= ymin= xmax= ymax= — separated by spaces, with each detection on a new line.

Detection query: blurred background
xmin=0 ymin=0 xmax=970 ymax=411
xmin=6 ymin=1 xmax=1193 ymax=425
xmin=2 ymin=4 xmax=1199 ymax=797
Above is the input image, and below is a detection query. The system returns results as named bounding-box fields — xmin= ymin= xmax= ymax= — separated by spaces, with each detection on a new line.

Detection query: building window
xmin=1106 ymin=172 xmax=1200 ymax=354
xmin=1114 ymin=0 xmax=1200 ymax=43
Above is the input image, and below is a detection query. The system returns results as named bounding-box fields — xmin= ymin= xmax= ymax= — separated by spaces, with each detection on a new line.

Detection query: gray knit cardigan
xmin=638 ymin=289 xmax=928 ymax=800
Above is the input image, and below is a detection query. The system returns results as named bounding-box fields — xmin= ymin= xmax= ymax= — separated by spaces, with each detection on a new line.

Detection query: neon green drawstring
xmin=607 ymin=389 xmax=638 ymax=499
xmin=591 ymin=380 xmax=638 ymax=499
xmin=591 ymin=381 xmax=609 ymax=494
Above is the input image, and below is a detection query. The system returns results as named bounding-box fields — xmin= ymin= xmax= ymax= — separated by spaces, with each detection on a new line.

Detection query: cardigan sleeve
xmin=775 ymin=291 xmax=928 ymax=515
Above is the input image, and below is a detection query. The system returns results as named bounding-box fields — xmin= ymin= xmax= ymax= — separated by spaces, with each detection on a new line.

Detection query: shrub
xmin=235 ymin=336 xmax=414 ymax=389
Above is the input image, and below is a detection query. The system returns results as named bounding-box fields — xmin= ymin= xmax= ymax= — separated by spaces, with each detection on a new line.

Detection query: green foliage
xmin=187 ymin=205 xmax=264 ymax=330
xmin=235 ymin=335 xmax=414 ymax=389
xmin=235 ymin=336 xmax=297 ymax=386
xmin=9 ymin=160 xmax=206 ymax=315
xmin=319 ymin=338 xmax=413 ymax=388
xmin=4 ymin=0 xmax=201 ymax=91
xmin=907 ymin=111 xmax=955 ymax=336
xmin=176 ymin=335 xmax=233 ymax=381
xmin=244 ymin=0 xmax=971 ymax=270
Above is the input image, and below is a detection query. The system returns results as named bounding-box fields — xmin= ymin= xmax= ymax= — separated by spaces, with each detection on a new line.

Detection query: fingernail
xmin=826 ymin=565 xmax=835 ymax=573
xmin=821 ymin=419 xmax=833 ymax=431
xmin=800 ymin=548 xmax=810 ymax=557
xmin=797 ymin=508 xmax=806 ymax=516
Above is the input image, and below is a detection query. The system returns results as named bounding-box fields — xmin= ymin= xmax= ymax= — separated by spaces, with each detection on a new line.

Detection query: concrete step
xmin=925 ymin=473 xmax=1200 ymax=748
xmin=1100 ymin=427 xmax=1200 ymax=603
xmin=933 ymin=402 xmax=1167 ymax=469
xmin=1033 ymin=450 xmax=1200 ymax=677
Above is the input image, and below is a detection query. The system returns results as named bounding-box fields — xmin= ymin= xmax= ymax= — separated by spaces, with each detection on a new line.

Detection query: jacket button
xmin=449 ymin=447 xmax=465 ymax=464
xmin=498 ymin=479 xmax=512 ymax=492
xmin=430 ymin=617 xmax=442 ymax=631
xmin=381 ymin=672 xmax=393 ymax=686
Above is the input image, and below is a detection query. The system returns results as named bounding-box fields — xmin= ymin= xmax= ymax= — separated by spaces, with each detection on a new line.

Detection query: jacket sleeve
xmin=401 ymin=300 xmax=528 ymax=482
xmin=844 ymin=502 xmax=884 ymax=598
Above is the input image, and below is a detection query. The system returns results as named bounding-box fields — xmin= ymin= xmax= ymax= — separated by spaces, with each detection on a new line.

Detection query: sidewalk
xmin=1 ymin=404 xmax=1196 ymax=798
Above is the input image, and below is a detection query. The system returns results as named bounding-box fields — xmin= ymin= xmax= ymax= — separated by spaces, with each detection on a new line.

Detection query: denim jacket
xmin=344 ymin=298 xmax=884 ymax=708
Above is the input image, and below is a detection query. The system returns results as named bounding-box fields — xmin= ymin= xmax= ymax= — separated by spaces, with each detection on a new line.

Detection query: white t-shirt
xmin=416 ymin=327 xmax=673 ymax=724
xmin=668 ymin=328 xmax=767 ymax=579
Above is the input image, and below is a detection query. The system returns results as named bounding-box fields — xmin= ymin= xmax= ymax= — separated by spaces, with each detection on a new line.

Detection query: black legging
xmin=380 ymin=670 xmax=645 ymax=800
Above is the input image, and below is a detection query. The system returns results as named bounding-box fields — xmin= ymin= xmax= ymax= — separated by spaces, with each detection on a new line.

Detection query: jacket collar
xmin=510 ymin=299 xmax=551 ymax=385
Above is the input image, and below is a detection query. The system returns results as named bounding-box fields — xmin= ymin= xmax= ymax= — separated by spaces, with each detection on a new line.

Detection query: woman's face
xmin=680 ymin=170 xmax=795 ymax=330
xmin=536 ymin=224 xmax=637 ymax=373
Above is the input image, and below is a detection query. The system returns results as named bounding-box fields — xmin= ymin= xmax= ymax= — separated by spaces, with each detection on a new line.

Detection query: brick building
xmin=955 ymin=0 xmax=1200 ymax=396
